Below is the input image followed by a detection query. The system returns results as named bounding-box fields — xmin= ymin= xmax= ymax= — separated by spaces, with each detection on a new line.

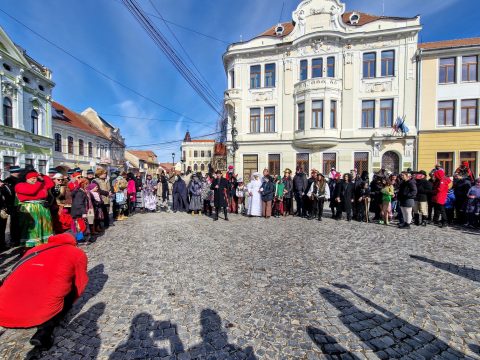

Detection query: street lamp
xmin=172 ymin=153 xmax=175 ymax=166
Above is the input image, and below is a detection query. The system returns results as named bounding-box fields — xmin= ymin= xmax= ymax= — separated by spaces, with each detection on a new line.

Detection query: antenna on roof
xmin=382 ymin=0 xmax=385 ymax=16
xmin=278 ymin=1 xmax=285 ymax=23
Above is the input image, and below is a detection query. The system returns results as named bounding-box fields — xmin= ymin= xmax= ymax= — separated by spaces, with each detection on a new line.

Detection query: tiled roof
xmin=189 ymin=139 xmax=215 ymax=143
xmin=419 ymin=37 xmax=480 ymax=50
xmin=127 ymin=150 xmax=158 ymax=163
xmin=258 ymin=22 xmax=295 ymax=38
xmin=52 ymin=101 xmax=109 ymax=140
xmin=159 ymin=163 xmax=175 ymax=172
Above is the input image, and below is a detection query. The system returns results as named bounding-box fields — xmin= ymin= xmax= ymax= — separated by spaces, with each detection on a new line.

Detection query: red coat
xmin=0 ymin=234 xmax=88 ymax=328
xmin=432 ymin=169 xmax=451 ymax=205
xmin=15 ymin=176 xmax=54 ymax=202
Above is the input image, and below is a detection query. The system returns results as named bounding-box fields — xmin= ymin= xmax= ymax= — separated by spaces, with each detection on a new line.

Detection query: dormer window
xmin=3 ymin=63 xmax=11 ymax=71
xmin=275 ymin=24 xmax=285 ymax=36
xmin=23 ymin=76 xmax=30 ymax=84
xmin=38 ymin=85 xmax=45 ymax=91
xmin=349 ymin=12 xmax=360 ymax=25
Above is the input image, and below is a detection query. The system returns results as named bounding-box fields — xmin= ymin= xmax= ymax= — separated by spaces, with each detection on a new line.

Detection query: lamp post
xmin=172 ymin=152 xmax=175 ymax=166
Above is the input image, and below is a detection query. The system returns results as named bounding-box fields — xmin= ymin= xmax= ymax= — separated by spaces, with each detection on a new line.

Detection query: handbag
xmin=87 ymin=208 xmax=95 ymax=225
xmin=0 ymin=208 xmax=8 ymax=219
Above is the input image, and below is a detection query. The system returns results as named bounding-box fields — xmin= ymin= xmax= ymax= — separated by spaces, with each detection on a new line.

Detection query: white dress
xmin=247 ymin=179 xmax=262 ymax=216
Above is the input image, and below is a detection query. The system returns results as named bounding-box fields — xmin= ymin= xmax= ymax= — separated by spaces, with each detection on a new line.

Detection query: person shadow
xmin=0 ymin=247 xmax=24 ymax=275
xmin=306 ymin=326 xmax=360 ymax=359
xmin=318 ymin=284 xmax=466 ymax=359
xmin=109 ymin=309 xmax=257 ymax=359
xmin=410 ymin=255 xmax=479 ymax=283
xmin=26 ymin=302 xmax=106 ymax=360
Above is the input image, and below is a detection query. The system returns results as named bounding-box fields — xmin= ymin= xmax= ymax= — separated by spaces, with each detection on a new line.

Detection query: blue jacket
xmin=445 ymin=190 xmax=455 ymax=209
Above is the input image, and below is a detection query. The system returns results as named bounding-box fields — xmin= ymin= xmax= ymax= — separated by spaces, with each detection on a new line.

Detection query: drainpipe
xmin=415 ymin=48 xmax=423 ymax=171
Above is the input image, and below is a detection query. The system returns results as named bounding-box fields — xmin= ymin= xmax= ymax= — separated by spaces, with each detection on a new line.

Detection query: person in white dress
xmin=247 ymin=172 xmax=262 ymax=217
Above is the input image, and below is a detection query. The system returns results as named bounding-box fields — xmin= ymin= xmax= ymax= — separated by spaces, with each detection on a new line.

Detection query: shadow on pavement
xmin=307 ymin=326 xmax=360 ymax=358
xmin=410 ymin=255 xmax=479 ymax=283
xmin=312 ymin=283 xmax=466 ymax=359
xmin=109 ymin=308 xmax=257 ymax=359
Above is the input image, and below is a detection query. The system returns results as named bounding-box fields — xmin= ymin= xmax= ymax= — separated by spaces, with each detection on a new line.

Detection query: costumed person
xmin=93 ymin=168 xmax=111 ymax=229
xmin=160 ymin=170 xmax=170 ymax=209
xmin=330 ymin=173 xmax=341 ymax=219
xmin=188 ymin=173 xmax=203 ymax=215
xmin=3 ymin=165 xmax=22 ymax=246
xmin=358 ymin=180 xmax=371 ymax=223
xmin=273 ymin=175 xmax=285 ymax=218
xmin=0 ymin=179 xmax=10 ymax=252
xmin=455 ymin=161 xmax=474 ymax=183
xmin=51 ymin=173 xmax=73 ymax=234
xmin=260 ymin=174 xmax=275 ymax=219
xmin=87 ymin=182 xmax=104 ymax=235
xmin=210 ymin=170 xmax=229 ymax=221
xmin=335 ymin=173 xmax=355 ymax=221
xmin=15 ymin=170 xmax=55 ymax=248
xmin=201 ymin=174 xmax=213 ymax=216
xmin=398 ymin=171 xmax=418 ymax=229
xmin=85 ymin=169 xmax=95 ymax=184
xmin=379 ymin=178 xmax=394 ymax=225
xmin=134 ymin=173 xmax=144 ymax=212
xmin=0 ymin=233 xmax=88 ymax=350
xmin=143 ymin=174 xmax=158 ymax=212
xmin=126 ymin=173 xmax=137 ymax=216
xmin=328 ymin=167 xmax=337 ymax=182
xmin=413 ymin=170 xmax=433 ymax=226
xmin=465 ymin=177 xmax=480 ymax=228
xmin=236 ymin=177 xmax=246 ymax=215
xmin=282 ymin=169 xmax=293 ymax=216
xmin=247 ymin=172 xmax=262 ymax=217
xmin=71 ymin=178 xmax=92 ymax=242
xmin=113 ymin=172 xmax=128 ymax=221
xmin=227 ymin=174 xmax=238 ymax=214
xmin=431 ymin=169 xmax=450 ymax=228
xmin=307 ymin=173 xmax=330 ymax=221
xmin=293 ymin=167 xmax=308 ymax=217
xmin=172 ymin=174 xmax=188 ymax=212
xmin=67 ymin=168 xmax=82 ymax=191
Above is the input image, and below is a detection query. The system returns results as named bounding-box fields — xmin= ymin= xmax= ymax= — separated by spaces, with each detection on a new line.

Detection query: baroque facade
xmin=223 ymin=0 xmax=420 ymax=180
xmin=180 ymin=131 xmax=215 ymax=173
xmin=417 ymin=38 xmax=480 ymax=177
xmin=0 ymin=26 xmax=54 ymax=176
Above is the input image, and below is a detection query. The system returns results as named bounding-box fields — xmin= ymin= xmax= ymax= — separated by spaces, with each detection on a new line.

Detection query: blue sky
xmin=0 ymin=0 xmax=477 ymax=162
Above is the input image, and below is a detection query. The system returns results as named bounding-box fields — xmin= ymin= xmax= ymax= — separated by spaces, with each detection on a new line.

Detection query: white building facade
xmin=223 ymin=0 xmax=421 ymax=180
xmin=180 ymin=132 xmax=215 ymax=173
xmin=0 ymin=26 xmax=54 ymax=176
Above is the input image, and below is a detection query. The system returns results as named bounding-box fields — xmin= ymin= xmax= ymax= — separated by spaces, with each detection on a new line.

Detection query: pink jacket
xmin=127 ymin=180 xmax=136 ymax=202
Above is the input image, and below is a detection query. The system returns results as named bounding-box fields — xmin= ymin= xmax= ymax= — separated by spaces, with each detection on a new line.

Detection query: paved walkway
xmin=0 ymin=213 xmax=479 ymax=359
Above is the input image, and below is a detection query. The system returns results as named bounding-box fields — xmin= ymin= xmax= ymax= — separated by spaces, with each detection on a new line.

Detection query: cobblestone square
xmin=1 ymin=213 xmax=479 ymax=359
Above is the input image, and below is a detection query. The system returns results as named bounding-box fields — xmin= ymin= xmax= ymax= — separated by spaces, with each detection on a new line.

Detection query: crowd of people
xmin=165 ymin=162 xmax=480 ymax=230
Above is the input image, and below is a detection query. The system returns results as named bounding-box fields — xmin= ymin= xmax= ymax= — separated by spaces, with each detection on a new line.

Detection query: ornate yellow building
xmin=417 ymin=38 xmax=480 ymax=177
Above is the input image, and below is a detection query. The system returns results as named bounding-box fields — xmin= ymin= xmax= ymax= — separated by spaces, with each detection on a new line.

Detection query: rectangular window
xmin=460 ymin=151 xmax=477 ymax=178
xmin=78 ymin=139 xmax=84 ymax=156
xmin=201 ymin=150 xmax=205 ymax=157
xmin=25 ymin=158 xmax=34 ymax=166
xmin=38 ymin=160 xmax=47 ymax=175
xmin=323 ymin=153 xmax=336 ymax=175
xmin=354 ymin=152 xmax=369 ymax=175
xmin=461 ymin=99 xmax=478 ymax=126
xmin=54 ymin=133 xmax=62 ymax=152
xmin=243 ymin=154 xmax=258 ymax=182
xmin=182 ymin=151 xmax=186 ymax=161
xmin=380 ymin=99 xmax=394 ymax=127
xmin=3 ymin=156 xmax=15 ymax=177
xmin=438 ymin=100 xmax=455 ymax=126
xmin=363 ymin=53 xmax=376 ymax=78
xmin=362 ymin=100 xmax=375 ymax=128
xmin=439 ymin=58 xmax=456 ymax=84
xmin=207 ymin=150 xmax=212 ymax=158
xmin=88 ymin=142 xmax=93 ymax=157
xmin=250 ymin=108 xmax=261 ymax=133
xmin=381 ymin=50 xmax=395 ymax=77
xmin=300 ymin=59 xmax=308 ymax=81
xmin=330 ymin=100 xmax=337 ymax=129
xmin=268 ymin=154 xmax=281 ymax=176
xmin=68 ymin=136 xmax=74 ymax=154
xmin=312 ymin=58 xmax=323 ymax=78
xmin=265 ymin=63 xmax=276 ymax=87
xmin=437 ymin=152 xmax=454 ymax=177
xmin=296 ymin=153 xmax=309 ymax=174
xmin=250 ymin=65 xmax=261 ymax=89
xmin=229 ymin=70 xmax=235 ymax=88
xmin=312 ymin=100 xmax=324 ymax=128
xmin=194 ymin=150 xmax=198 ymax=158
xmin=327 ymin=57 xmax=335 ymax=78
xmin=462 ymin=56 xmax=477 ymax=82
xmin=298 ymin=103 xmax=305 ymax=130
xmin=264 ymin=107 xmax=275 ymax=133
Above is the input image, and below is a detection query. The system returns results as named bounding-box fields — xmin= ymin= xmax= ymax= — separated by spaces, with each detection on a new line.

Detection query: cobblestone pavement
xmin=0 ymin=212 xmax=479 ymax=359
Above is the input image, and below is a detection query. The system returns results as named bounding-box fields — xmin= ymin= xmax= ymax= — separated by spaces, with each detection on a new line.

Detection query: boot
xmin=30 ymin=328 xmax=54 ymax=350
xmin=213 ymin=208 xmax=219 ymax=221
xmin=421 ymin=215 xmax=427 ymax=226
xmin=224 ymin=208 xmax=229 ymax=221
xmin=414 ymin=214 xmax=420 ymax=226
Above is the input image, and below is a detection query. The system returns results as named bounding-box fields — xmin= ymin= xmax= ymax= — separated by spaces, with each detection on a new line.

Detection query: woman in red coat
xmin=432 ymin=169 xmax=451 ymax=227
xmin=15 ymin=170 xmax=55 ymax=248
xmin=0 ymin=233 xmax=88 ymax=349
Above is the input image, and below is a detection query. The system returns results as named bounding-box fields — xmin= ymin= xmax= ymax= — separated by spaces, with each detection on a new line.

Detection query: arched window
xmin=54 ymin=133 xmax=62 ymax=152
xmin=78 ymin=139 xmax=84 ymax=156
xmin=193 ymin=163 xmax=198 ymax=171
xmin=31 ymin=110 xmax=38 ymax=134
xmin=68 ymin=136 xmax=74 ymax=154
xmin=200 ymin=163 xmax=205 ymax=171
xmin=3 ymin=97 xmax=12 ymax=127
xmin=88 ymin=142 xmax=93 ymax=157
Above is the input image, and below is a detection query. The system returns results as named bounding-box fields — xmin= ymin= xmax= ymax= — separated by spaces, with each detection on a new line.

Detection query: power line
xmin=147 ymin=0 xmax=219 ymax=104
xmin=127 ymin=130 xmax=221 ymax=148
xmin=121 ymin=0 xmax=223 ymax=117
xmin=0 ymin=7 xmax=216 ymax=128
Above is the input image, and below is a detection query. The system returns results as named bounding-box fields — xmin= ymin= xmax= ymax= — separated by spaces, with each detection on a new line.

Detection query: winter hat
xmin=53 ymin=173 xmax=64 ymax=180
xmin=9 ymin=166 xmax=21 ymax=174
xmin=87 ymin=183 xmax=98 ymax=191
xmin=228 ymin=165 xmax=234 ymax=170
xmin=87 ymin=169 xmax=94 ymax=175
xmin=26 ymin=171 xmax=39 ymax=180
xmin=48 ymin=168 xmax=58 ymax=174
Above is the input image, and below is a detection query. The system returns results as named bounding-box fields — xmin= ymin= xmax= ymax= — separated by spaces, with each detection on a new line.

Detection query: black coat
xmin=293 ymin=173 xmax=308 ymax=194
xmin=336 ymin=181 xmax=355 ymax=212
xmin=211 ymin=177 xmax=228 ymax=208
xmin=398 ymin=179 xmax=417 ymax=204
xmin=454 ymin=178 xmax=471 ymax=207
xmin=282 ymin=176 xmax=293 ymax=198
xmin=260 ymin=181 xmax=275 ymax=202
xmin=71 ymin=189 xmax=88 ymax=218
xmin=415 ymin=179 xmax=433 ymax=202
xmin=3 ymin=176 xmax=19 ymax=208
